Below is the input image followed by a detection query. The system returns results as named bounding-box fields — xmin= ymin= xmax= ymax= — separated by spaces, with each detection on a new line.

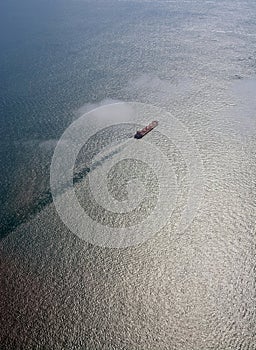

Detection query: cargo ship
xmin=134 ymin=120 xmax=159 ymax=139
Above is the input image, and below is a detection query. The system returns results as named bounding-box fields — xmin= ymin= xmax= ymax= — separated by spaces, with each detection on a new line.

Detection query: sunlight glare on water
xmin=0 ymin=0 xmax=256 ymax=349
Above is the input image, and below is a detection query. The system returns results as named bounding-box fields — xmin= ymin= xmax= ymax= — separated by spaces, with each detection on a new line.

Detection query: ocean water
xmin=0 ymin=0 xmax=256 ymax=349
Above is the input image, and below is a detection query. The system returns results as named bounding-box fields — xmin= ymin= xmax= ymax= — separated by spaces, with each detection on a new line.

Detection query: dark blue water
xmin=0 ymin=0 xmax=148 ymax=235
xmin=0 ymin=0 xmax=202 ymax=236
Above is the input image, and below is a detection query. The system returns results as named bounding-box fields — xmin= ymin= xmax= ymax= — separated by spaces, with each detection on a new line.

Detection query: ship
xmin=134 ymin=120 xmax=159 ymax=139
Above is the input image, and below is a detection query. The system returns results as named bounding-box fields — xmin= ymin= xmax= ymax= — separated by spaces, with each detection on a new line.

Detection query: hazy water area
xmin=1 ymin=0 xmax=256 ymax=349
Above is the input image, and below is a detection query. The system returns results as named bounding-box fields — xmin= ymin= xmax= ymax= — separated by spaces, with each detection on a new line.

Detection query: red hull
xmin=134 ymin=120 xmax=158 ymax=139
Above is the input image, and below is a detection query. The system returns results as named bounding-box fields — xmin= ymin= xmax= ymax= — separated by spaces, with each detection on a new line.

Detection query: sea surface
xmin=0 ymin=0 xmax=256 ymax=349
